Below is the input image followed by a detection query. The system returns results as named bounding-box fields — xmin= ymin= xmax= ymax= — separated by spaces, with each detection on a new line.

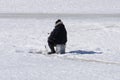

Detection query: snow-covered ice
xmin=0 ymin=15 xmax=120 ymax=80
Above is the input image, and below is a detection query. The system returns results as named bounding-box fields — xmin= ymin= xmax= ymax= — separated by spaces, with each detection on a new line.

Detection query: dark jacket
xmin=48 ymin=22 xmax=67 ymax=44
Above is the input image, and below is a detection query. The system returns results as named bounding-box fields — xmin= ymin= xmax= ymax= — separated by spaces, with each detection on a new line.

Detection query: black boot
xmin=48 ymin=51 xmax=56 ymax=54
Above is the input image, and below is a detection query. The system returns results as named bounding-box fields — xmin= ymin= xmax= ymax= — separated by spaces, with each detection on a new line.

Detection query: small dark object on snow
xmin=48 ymin=51 xmax=56 ymax=54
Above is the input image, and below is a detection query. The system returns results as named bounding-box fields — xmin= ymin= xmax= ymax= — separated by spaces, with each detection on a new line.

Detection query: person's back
xmin=54 ymin=22 xmax=67 ymax=44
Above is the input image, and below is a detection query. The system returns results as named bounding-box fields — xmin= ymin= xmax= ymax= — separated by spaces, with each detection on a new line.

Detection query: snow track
xmin=37 ymin=53 xmax=120 ymax=65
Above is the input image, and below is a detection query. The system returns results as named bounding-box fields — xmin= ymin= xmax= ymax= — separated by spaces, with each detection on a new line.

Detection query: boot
xmin=48 ymin=51 xmax=56 ymax=54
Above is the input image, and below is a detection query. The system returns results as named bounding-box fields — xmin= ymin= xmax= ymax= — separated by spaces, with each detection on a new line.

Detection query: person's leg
xmin=56 ymin=44 xmax=65 ymax=54
xmin=48 ymin=41 xmax=56 ymax=53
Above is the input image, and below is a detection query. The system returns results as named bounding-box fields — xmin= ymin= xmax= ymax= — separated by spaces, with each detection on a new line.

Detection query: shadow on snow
xmin=69 ymin=50 xmax=102 ymax=55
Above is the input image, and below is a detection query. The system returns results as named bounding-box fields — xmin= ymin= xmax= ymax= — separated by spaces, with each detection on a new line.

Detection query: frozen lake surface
xmin=0 ymin=14 xmax=120 ymax=80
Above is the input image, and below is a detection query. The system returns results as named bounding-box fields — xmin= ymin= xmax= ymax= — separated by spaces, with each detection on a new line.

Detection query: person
xmin=48 ymin=19 xmax=67 ymax=54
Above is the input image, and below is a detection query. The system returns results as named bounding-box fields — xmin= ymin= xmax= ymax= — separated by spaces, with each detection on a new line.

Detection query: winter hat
xmin=55 ymin=19 xmax=62 ymax=24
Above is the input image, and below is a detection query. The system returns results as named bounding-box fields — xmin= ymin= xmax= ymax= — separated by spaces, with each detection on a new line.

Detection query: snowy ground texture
xmin=0 ymin=15 xmax=120 ymax=80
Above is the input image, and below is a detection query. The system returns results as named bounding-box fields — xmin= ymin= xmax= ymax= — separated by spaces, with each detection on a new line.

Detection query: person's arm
xmin=48 ymin=28 xmax=59 ymax=43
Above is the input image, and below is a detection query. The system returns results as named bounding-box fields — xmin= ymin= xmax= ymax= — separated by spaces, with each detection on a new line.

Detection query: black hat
xmin=55 ymin=19 xmax=61 ymax=24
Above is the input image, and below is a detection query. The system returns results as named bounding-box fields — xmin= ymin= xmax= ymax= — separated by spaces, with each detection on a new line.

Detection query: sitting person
xmin=48 ymin=19 xmax=67 ymax=54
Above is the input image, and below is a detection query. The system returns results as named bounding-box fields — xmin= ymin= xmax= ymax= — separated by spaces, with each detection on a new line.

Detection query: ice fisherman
xmin=48 ymin=19 xmax=67 ymax=54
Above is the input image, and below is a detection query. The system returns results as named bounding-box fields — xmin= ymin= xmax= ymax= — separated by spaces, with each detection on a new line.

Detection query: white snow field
xmin=0 ymin=15 xmax=120 ymax=80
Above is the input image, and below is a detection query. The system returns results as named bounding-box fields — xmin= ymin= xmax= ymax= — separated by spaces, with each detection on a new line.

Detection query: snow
xmin=0 ymin=15 xmax=120 ymax=80
xmin=0 ymin=0 xmax=120 ymax=13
